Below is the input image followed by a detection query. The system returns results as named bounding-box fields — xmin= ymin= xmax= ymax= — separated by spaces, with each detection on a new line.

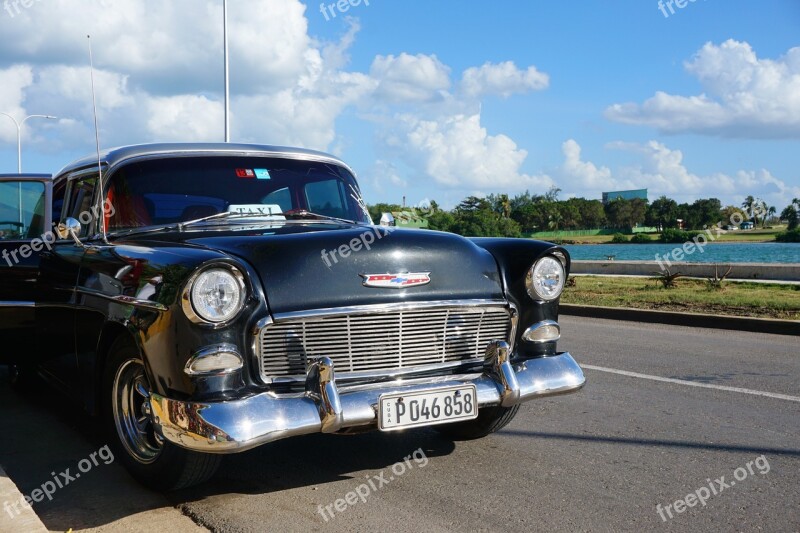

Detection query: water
xmin=563 ymin=243 xmax=800 ymax=264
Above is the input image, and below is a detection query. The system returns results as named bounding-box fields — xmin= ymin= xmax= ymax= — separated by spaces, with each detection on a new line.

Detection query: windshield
xmin=103 ymin=156 xmax=371 ymax=232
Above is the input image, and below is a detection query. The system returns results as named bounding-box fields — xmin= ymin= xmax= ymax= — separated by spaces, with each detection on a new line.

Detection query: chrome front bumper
xmin=149 ymin=342 xmax=585 ymax=453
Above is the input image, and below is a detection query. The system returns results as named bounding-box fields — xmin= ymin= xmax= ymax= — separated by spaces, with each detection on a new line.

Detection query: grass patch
xmin=562 ymin=275 xmax=800 ymax=320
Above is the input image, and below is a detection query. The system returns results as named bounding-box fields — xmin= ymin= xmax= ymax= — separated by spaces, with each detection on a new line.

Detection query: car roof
xmin=56 ymin=143 xmax=355 ymax=177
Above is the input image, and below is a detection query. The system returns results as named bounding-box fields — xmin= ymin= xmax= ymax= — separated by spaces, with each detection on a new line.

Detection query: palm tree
xmin=741 ymin=196 xmax=755 ymax=223
xmin=499 ymin=194 xmax=511 ymax=219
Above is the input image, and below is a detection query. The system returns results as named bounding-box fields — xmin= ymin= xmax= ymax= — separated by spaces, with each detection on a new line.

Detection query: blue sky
xmin=1 ymin=0 xmax=799 ymax=211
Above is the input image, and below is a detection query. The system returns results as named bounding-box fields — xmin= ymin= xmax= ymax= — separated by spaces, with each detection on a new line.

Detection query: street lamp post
xmin=0 ymin=113 xmax=58 ymax=173
xmin=1 ymin=113 xmax=58 ymax=227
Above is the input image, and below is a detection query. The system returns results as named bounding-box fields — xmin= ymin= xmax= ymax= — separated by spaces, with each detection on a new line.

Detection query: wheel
xmin=102 ymin=337 xmax=221 ymax=490
xmin=434 ymin=404 xmax=521 ymax=440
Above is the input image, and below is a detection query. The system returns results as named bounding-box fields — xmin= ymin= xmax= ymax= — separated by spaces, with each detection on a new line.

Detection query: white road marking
xmin=582 ymin=364 xmax=800 ymax=403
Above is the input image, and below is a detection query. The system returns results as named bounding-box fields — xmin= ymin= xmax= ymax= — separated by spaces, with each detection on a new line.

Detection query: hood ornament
xmin=360 ymin=273 xmax=431 ymax=289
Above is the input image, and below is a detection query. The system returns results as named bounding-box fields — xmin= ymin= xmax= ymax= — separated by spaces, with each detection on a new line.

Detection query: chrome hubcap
xmin=112 ymin=359 xmax=164 ymax=464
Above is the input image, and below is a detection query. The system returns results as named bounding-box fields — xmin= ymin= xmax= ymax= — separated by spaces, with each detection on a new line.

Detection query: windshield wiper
xmin=177 ymin=211 xmax=248 ymax=230
xmin=107 ymin=210 xmax=356 ymax=238
xmin=283 ymin=210 xmax=357 ymax=225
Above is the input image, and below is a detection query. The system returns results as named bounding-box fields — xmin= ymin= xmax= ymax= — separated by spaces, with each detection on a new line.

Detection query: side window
xmin=106 ymin=168 xmax=155 ymax=229
xmin=305 ymin=180 xmax=347 ymax=218
xmin=66 ymin=175 xmax=98 ymax=238
xmin=51 ymin=180 xmax=67 ymax=226
xmin=261 ymin=187 xmax=292 ymax=213
xmin=0 ymin=181 xmax=46 ymax=241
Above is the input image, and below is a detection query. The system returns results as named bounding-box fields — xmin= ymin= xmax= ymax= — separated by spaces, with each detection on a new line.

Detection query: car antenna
xmin=88 ymin=35 xmax=109 ymax=244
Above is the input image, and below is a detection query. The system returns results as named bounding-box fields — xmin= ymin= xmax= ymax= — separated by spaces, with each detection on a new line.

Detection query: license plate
xmin=378 ymin=385 xmax=478 ymax=431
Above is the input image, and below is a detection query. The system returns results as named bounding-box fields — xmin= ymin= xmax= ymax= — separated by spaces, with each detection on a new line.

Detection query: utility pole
xmin=223 ymin=0 xmax=230 ymax=142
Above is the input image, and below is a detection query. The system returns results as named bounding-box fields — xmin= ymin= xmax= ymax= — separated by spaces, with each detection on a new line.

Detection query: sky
xmin=1 ymin=0 xmax=799 ymax=211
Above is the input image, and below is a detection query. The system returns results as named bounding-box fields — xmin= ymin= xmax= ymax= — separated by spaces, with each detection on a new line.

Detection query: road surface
xmin=1 ymin=317 xmax=798 ymax=532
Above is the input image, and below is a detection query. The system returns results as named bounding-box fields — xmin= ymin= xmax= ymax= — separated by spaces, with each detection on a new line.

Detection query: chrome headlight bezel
xmin=182 ymin=264 xmax=247 ymax=326
xmin=525 ymin=255 xmax=566 ymax=302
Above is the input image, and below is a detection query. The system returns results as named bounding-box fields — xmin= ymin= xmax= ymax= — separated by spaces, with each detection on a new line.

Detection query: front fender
xmin=470 ymin=238 xmax=570 ymax=358
xmin=77 ymin=241 xmax=268 ymax=403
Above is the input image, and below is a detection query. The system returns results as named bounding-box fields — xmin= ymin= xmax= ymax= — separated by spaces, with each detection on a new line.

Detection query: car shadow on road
xmin=0 ymin=366 xmax=457 ymax=531
xmin=168 ymin=429 xmax=456 ymax=504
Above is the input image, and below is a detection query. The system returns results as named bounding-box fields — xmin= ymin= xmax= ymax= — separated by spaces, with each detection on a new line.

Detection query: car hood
xmin=174 ymin=224 xmax=505 ymax=315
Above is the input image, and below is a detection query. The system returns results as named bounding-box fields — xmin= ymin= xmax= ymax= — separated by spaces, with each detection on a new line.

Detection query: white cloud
xmin=146 ymin=95 xmax=224 ymax=143
xmin=370 ymin=53 xmax=451 ymax=104
xmin=557 ymin=139 xmax=799 ymax=208
xmin=460 ymin=61 xmax=549 ymax=98
xmin=0 ymin=0 xmax=555 ymax=197
xmin=560 ymin=139 xmax=617 ymax=190
xmin=609 ymin=141 xmax=706 ymax=194
xmin=369 ymin=159 xmax=408 ymax=193
xmin=0 ymin=0 xmax=313 ymax=95
xmin=394 ymin=113 xmax=553 ymax=191
xmin=0 ymin=65 xmax=34 ymax=143
xmin=606 ymin=40 xmax=800 ymax=138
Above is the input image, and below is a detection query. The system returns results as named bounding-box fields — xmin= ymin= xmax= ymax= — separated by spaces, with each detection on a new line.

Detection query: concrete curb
xmin=560 ymin=304 xmax=800 ymax=337
xmin=0 ymin=465 xmax=48 ymax=532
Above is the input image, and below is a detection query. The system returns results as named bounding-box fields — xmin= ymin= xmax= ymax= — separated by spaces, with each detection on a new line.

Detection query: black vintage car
xmin=0 ymin=144 xmax=584 ymax=489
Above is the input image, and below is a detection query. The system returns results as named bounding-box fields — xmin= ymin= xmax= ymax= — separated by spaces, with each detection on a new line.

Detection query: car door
xmin=0 ymin=174 xmax=51 ymax=364
xmin=35 ymin=171 xmax=97 ymax=387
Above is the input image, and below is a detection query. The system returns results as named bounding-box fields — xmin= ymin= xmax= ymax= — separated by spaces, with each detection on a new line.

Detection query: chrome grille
xmin=256 ymin=305 xmax=512 ymax=381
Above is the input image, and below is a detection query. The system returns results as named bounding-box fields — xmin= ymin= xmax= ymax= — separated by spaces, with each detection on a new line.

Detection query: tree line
xmin=369 ymin=189 xmax=800 ymax=237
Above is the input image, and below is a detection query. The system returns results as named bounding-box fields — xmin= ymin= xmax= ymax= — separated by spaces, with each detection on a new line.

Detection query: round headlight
xmin=188 ymin=267 xmax=245 ymax=323
xmin=526 ymin=256 xmax=565 ymax=301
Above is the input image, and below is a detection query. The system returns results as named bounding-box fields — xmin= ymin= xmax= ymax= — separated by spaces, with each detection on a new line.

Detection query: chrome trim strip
xmin=270 ymin=299 xmax=510 ymax=322
xmin=106 ymin=147 xmax=358 ymax=178
xmin=75 ymin=288 xmax=168 ymax=312
xmin=0 ymin=301 xmax=35 ymax=308
xmin=266 ymin=359 xmax=482 ymax=385
xmin=150 ymin=351 xmax=585 ymax=453
xmin=508 ymin=302 xmax=519 ymax=354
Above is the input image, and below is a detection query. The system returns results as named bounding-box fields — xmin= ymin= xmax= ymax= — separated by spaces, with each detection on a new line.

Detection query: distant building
xmin=602 ymin=189 xmax=648 ymax=205
xmin=392 ymin=211 xmax=429 ymax=229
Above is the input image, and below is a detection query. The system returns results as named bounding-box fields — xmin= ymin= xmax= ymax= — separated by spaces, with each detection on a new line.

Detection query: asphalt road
xmin=1 ymin=317 xmax=798 ymax=532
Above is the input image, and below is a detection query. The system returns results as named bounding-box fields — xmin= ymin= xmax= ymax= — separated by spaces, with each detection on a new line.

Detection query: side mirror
xmin=379 ymin=212 xmax=395 ymax=227
xmin=56 ymin=217 xmax=84 ymax=247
